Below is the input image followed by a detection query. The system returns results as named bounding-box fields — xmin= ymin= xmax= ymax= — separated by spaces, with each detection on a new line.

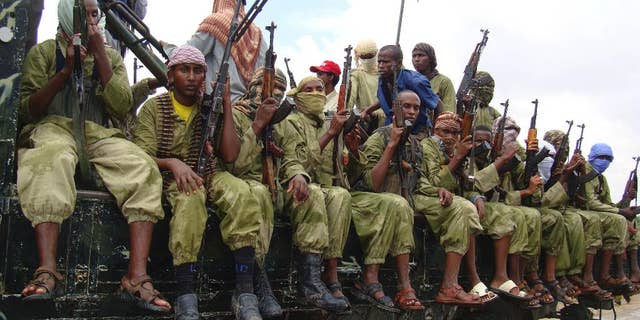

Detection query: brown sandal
xmin=22 ymin=267 xmax=63 ymax=301
xmin=436 ymin=284 xmax=484 ymax=307
xmin=118 ymin=275 xmax=171 ymax=313
xmin=394 ymin=287 xmax=424 ymax=311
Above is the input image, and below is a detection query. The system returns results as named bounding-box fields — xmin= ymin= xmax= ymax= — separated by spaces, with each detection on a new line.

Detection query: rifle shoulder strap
xmin=579 ymin=170 xmax=600 ymax=185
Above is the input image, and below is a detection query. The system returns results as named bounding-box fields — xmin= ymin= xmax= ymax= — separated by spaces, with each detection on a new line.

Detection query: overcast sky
xmin=37 ymin=0 xmax=639 ymax=202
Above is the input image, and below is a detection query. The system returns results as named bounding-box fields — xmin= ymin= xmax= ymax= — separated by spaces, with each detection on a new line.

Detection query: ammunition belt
xmin=156 ymin=93 xmax=215 ymax=189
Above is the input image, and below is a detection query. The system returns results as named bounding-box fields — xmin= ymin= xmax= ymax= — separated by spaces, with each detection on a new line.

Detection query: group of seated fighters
xmin=14 ymin=1 xmax=639 ymax=319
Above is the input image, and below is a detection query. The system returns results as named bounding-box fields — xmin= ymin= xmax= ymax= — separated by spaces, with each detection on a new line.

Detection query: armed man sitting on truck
xmin=578 ymin=143 xmax=638 ymax=293
xmin=425 ymin=112 xmax=535 ymax=306
xmin=226 ymin=66 xmax=291 ymax=319
xmin=543 ymin=130 xmax=613 ymax=301
xmin=18 ymin=0 xmax=170 ymax=313
xmin=133 ymin=45 xmax=270 ymax=320
xmin=273 ymin=76 xmax=351 ymax=313
xmin=356 ymin=92 xmax=489 ymax=308
xmin=488 ymin=117 xmax=570 ymax=305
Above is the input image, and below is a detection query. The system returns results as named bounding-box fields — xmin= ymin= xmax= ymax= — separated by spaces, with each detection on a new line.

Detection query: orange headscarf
xmin=198 ymin=0 xmax=262 ymax=87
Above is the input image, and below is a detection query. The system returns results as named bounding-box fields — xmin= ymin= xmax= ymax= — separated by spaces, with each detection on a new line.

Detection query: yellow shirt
xmin=170 ymin=91 xmax=194 ymax=122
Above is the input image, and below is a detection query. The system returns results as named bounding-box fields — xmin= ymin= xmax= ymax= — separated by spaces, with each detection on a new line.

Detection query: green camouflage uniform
xmin=18 ymin=37 xmax=163 ymax=227
xmin=468 ymin=156 xmax=527 ymax=254
xmin=498 ymin=152 xmax=566 ymax=272
xmin=274 ymin=112 xmax=351 ymax=258
xmin=543 ymin=130 xmax=586 ymax=275
xmin=579 ymin=163 xmax=628 ymax=255
xmin=134 ymin=93 xmax=264 ymax=266
xmin=540 ymin=183 xmax=586 ymax=276
xmin=349 ymin=128 xmax=421 ymax=264
xmin=348 ymin=68 xmax=385 ymax=128
xmin=417 ymin=137 xmax=484 ymax=254
xmin=428 ymin=73 xmax=456 ymax=113
xmin=421 ymin=137 xmax=516 ymax=247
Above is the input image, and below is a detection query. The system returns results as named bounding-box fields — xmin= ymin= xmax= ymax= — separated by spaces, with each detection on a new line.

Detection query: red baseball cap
xmin=309 ymin=60 xmax=341 ymax=76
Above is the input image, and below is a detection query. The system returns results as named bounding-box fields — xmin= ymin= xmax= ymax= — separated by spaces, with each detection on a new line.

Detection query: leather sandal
xmin=529 ymin=279 xmax=555 ymax=304
xmin=352 ymin=282 xmax=397 ymax=312
xmin=544 ymin=280 xmax=577 ymax=305
xmin=118 ymin=275 xmax=171 ymax=313
xmin=22 ymin=267 xmax=63 ymax=301
xmin=559 ymin=276 xmax=581 ymax=297
xmin=436 ymin=284 xmax=483 ymax=307
xmin=394 ymin=287 xmax=424 ymax=311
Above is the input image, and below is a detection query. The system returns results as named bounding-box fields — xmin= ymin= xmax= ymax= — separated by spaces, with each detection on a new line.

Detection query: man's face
xmin=398 ymin=93 xmax=420 ymax=123
xmin=301 ymin=80 xmax=324 ymax=94
xmin=474 ymin=131 xmax=492 ymax=148
xmin=168 ymin=63 xmax=205 ymax=99
xmin=85 ymin=2 xmax=102 ymax=26
xmin=315 ymin=72 xmax=334 ymax=91
xmin=411 ymin=49 xmax=430 ymax=74
xmin=377 ymin=50 xmax=398 ymax=78
xmin=434 ymin=127 xmax=461 ymax=143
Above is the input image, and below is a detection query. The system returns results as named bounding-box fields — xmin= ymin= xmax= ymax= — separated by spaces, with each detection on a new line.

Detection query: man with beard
xmin=273 ymin=76 xmax=351 ymax=313
xmin=18 ymin=0 xmax=169 ymax=313
xmin=412 ymin=43 xmax=456 ymax=113
xmin=361 ymin=45 xmax=441 ymax=139
xmin=424 ymin=112 xmax=528 ymax=305
xmin=134 ymin=45 xmax=266 ymax=320
xmin=162 ymin=0 xmax=267 ymax=102
xmin=460 ymin=71 xmax=500 ymax=128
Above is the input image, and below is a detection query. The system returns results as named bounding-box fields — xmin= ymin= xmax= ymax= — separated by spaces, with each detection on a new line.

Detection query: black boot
xmin=254 ymin=265 xmax=283 ymax=318
xmin=231 ymin=291 xmax=262 ymax=320
xmin=175 ymin=293 xmax=200 ymax=320
xmin=297 ymin=253 xmax=349 ymax=312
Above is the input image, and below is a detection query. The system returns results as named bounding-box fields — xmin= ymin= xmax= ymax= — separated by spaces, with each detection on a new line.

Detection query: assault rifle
xmin=284 ymin=57 xmax=297 ymax=89
xmin=196 ymin=0 xmax=271 ymax=176
xmin=72 ymin=0 xmax=92 ymax=187
xmin=621 ymin=157 xmax=639 ymax=207
xmin=523 ymin=99 xmax=550 ymax=205
xmin=455 ymin=29 xmax=489 ymax=116
xmin=544 ymin=120 xmax=573 ymax=190
xmin=391 ymin=70 xmax=414 ymax=205
xmin=196 ymin=0 xmax=243 ymax=176
xmin=260 ymin=22 xmax=283 ymax=202
xmin=490 ymin=99 xmax=509 ymax=161
xmin=567 ymin=124 xmax=585 ymax=203
xmin=332 ymin=45 xmax=353 ymax=188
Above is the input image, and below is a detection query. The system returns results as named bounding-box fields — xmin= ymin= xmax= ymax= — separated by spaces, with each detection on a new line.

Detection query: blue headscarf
xmin=588 ymin=143 xmax=614 ymax=173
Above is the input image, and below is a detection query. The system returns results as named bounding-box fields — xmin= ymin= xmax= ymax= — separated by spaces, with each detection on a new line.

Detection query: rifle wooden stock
xmin=491 ymin=99 xmax=509 ymax=161
xmin=621 ymin=157 xmax=639 ymax=207
xmin=332 ymin=45 xmax=352 ymax=187
xmin=455 ymin=29 xmax=489 ymax=116
xmin=461 ymin=111 xmax=474 ymax=139
xmin=544 ymin=120 xmax=573 ymax=191
xmin=261 ymin=21 xmax=277 ymax=202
